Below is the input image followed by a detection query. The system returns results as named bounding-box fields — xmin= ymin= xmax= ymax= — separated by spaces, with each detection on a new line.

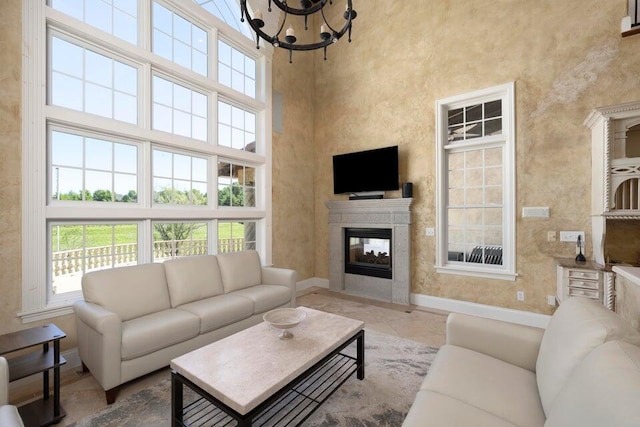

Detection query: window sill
xmin=436 ymin=265 xmax=517 ymax=281
xmin=19 ymin=303 xmax=76 ymax=323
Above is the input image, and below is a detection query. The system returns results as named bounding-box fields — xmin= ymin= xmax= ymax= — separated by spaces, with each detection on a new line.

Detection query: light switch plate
xmin=559 ymin=231 xmax=585 ymax=243
xmin=522 ymin=207 xmax=550 ymax=218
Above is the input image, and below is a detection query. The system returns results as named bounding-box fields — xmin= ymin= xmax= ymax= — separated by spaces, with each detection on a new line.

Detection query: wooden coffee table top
xmin=170 ymin=306 xmax=364 ymax=415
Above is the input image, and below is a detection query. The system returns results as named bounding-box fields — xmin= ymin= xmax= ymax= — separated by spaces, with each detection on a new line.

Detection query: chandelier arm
xmin=273 ymin=7 xmax=288 ymax=39
xmin=270 ymin=0 xmax=330 ymax=16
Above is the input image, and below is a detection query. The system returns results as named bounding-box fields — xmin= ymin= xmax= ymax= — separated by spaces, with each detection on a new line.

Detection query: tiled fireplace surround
xmin=326 ymin=198 xmax=412 ymax=305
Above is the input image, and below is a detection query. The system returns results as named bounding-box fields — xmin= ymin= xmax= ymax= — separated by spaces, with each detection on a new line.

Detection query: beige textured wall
xmin=0 ymin=0 xmax=23 ymax=336
xmin=311 ymin=0 xmax=640 ymax=314
xmin=271 ymin=21 xmax=317 ymax=279
xmin=0 ymin=0 xmax=77 ymax=344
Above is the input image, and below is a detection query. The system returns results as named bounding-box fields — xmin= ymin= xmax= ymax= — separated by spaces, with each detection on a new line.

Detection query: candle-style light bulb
xmin=286 ymin=26 xmax=295 ymax=37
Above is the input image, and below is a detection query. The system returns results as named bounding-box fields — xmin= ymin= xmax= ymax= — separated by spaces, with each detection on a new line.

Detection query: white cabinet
xmin=584 ymin=102 xmax=640 ymax=266
xmin=556 ymin=258 xmax=615 ymax=310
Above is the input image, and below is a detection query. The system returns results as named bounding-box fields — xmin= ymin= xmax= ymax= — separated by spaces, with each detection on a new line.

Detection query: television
xmin=333 ymin=145 xmax=399 ymax=194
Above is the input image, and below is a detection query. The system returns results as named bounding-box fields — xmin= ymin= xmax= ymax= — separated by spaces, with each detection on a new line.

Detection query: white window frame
xmin=21 ymin=0 xmax=273 ymax=322
xmin=435 ymin=82 xmax=516 ymax=281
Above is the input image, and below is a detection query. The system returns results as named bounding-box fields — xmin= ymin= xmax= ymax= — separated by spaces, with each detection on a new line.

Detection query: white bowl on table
xmin=263 ymin=308 xmax=307 ymax=340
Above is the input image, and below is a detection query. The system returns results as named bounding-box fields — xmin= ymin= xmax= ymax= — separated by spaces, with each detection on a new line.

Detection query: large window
xmin=435 ymin=83 xmax=516 ymax=280
xmin=22 ymin=1 xmax=272 ymax=321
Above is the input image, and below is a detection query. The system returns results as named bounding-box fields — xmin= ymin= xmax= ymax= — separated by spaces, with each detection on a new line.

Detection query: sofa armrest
xmin=73 ymin=300 xmax=122 ymax=334
xmin=73 ymin=300 xmax=123 ymax=391
xmin=446 ymin=312 xmax=545 ymax=372
xmin=262 ymin=267 xmax=298 ymax=307
xmin=0 ymin=359 xmax=24 ymax=425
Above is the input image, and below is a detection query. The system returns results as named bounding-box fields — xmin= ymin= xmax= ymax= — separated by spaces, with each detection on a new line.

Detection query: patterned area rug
xmin=70 ymin=329 xmax=438 ymax=427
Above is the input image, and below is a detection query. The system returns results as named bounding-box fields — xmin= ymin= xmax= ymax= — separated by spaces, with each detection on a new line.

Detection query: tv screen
xmin=333 ymin=146 xmax=399 ymax=194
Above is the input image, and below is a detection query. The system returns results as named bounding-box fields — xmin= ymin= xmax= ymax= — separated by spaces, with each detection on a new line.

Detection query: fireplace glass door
xmin=344 ymin=228 xmax=392 ymax=279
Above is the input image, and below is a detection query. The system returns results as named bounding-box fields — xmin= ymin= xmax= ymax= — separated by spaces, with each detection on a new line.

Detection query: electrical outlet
xmin=547 ymin=231 xmax=556 ymax=242
xmin=547 ymin=295 xmax=557 ymax=306
xmin=425 ymin=227 xmax=435 ymax=236
xmin=559 ymin=231 xmax=585 ymax=243
xmin=517 ymin=291 xmax=525 ymax=301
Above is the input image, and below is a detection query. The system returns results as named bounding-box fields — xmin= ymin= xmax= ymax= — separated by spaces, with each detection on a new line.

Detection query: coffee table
xmin=170 ymin=307 xmax=365 ymax=426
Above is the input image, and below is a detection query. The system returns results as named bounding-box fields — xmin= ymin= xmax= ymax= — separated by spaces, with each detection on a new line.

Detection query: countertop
xmin=555 ymin=257 xmax=605 ymax=271
xmin=612 ymin=266 xmax=640 ymax=286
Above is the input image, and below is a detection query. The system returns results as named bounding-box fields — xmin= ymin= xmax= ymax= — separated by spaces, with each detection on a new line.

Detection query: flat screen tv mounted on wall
xmin=333 ymin=145 xmax=399 ymax=195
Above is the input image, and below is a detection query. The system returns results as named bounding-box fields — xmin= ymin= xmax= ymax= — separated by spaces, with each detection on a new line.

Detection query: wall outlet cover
xmin=559 ymin=231 xmax=586 ymax=243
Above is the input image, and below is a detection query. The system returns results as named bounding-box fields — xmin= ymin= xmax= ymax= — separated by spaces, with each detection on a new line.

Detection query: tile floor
xmin=10 ymin=287 xmax=448 ymax=425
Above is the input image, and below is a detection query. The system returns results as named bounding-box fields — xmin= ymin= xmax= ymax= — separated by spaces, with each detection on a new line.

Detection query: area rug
xmin=70 ymin=329 xmax=439 ymax=427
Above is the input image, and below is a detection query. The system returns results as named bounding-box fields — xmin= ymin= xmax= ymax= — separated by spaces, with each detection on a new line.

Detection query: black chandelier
xmin=239 ymin=0 xmax=357 ymax=63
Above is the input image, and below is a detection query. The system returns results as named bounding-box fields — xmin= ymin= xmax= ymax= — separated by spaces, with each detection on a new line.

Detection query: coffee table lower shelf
xmin=171 ymin=330 xmax=364 ymax=427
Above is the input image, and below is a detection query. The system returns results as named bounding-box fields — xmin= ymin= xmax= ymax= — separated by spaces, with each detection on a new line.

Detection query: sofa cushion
xmin=121 ymin=309 xmax=200 ymax=360
xmin=229 ymin=285 xmax=292 ymax=314
xmin=421 ymin=345 xmax=545 ymax=427
xmin=82 ymin=263 xmax=171 ymax=321
xmin=177 ymin=294 xmax=255 ymax=334
xmin=402 ymin=389 xmax=519 ymax=427
xmin=163 ymin=255 xmax=225 ymax=307
xmin=536 ymin=297 xmax=640 ymax=414
xmin=217 ymin=250 xmax=262 ymax=293
xmin=544 ymin=341 xmax=640 ymax=427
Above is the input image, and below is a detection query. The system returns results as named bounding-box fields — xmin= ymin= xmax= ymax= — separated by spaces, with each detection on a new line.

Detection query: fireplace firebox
xmin=344 ymin=228 xmax=392 ymax=279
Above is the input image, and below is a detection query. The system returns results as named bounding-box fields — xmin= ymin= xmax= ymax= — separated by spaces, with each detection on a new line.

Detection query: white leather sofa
xmin=73 ymin=250 xmax=296 ymax=404
xmin=0 ymin=357 xmax=24 ymax=427
xmin=402 ymin=297 xmax=640 ymax=427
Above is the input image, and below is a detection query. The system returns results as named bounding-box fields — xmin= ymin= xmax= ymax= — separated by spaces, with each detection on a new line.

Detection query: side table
xmin=0 ymin=324 xmax=67 ymax=427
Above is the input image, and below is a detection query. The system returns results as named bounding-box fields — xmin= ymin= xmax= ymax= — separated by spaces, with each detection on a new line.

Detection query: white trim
xmin=436 ymin=266 xmax=517 ymax=281
xmin=411 ymin=293 xmax=550 ymax=328
xmin=296 ymin=277 xmax=330 ymax=292
xmin=435 ymin=82 xmax=516 ymax=278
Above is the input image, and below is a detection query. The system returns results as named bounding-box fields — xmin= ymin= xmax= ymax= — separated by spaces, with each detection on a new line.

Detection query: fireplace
xmin=344 ymin=228 xmax=392 ymax=279
xmin=326 ymin=198 xmax=412 ymax=305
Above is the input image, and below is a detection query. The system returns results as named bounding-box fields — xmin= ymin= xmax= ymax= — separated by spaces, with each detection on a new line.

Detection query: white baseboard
xmin=296 ymin=277 xmax=329 ymax=292
xmin=296 ymin=277 xmax=549 ymax=328
xmin=411 ymin=293 xmax=551 ymax=329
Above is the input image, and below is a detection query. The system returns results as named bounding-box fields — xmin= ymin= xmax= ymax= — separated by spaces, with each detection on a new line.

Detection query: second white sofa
xmin=402 ymin=296 xmax=640 ymax=426
xmin=73 ymin=250 xmax=297 ymax=404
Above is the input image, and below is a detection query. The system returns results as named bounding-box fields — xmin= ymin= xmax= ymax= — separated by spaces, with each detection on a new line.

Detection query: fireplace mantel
xmin=326 ymin=198 xmax=412 ymax=304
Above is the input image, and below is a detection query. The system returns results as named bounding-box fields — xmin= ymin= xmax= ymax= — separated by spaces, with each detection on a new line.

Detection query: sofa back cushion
xmin=536 ymin=297 xmax=640 ymax=415
xmin=217 ymin=250 xmax=262 ymax=293
xmin=163 ymin=255 xmax=225 ymax=307
xmin=81 ymin=263 xmax=171 ymax=321
xmin=544 ymin=341 xmax=640 ymax=427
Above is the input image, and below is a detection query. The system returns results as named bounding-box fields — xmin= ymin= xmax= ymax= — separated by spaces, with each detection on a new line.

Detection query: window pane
xmin=51 ymin=73 xmax=83 ymax=110
xmin=218 ymin=40 xmax=256 ymax=98
xmin=153 ymin=222 xmax=207 ymax=260
xmin=52 ymin=0 xmax=137 ymax=45
xmin=218 ymin=101 xmax=255 ymax=152
xmin=51 ymin=223 xmax=138 ymax=295
xmin=217 ymin=220 xmax=256 ymax=253
xmin=217 ymin=161 xmax=255 ymax=208
xmin=445 ymin=146 xmax=504 ymax=267
xmin=152 ymin=2 xmax=208 ymax=76
xmin=152 ymin=76 xmax=207 ymax=141
xmin=153 ymin=149 xmax=208 ymax=205
xmin=50 ymin=130 xmax=138 ymax=204
xmin=446 ymin=99 xmax=503 ymax=143
xmin=50 ymin=36 xmax=138 ymax=123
